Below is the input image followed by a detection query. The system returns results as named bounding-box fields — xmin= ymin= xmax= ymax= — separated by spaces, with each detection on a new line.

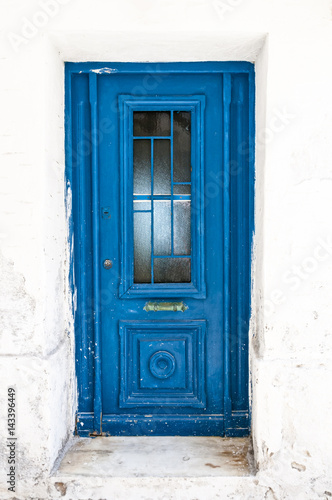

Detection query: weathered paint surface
xmin=57 ymin=436 xmax=252 ymax=477
xmin=1 ymin=0 xmax=332 ymax=498
xmin=68 ymin=65 xmax=253 ymax=437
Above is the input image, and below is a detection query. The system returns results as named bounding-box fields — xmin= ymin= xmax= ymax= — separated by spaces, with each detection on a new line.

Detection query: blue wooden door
xmin=67 ymin=62 xmax=254 ymax=437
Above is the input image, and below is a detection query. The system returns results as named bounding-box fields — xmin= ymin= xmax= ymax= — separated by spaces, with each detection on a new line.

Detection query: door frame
xmin=65 ymin=62 xmax=255 ymax=437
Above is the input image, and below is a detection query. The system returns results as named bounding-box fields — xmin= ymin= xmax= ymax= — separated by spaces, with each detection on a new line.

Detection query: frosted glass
xmin=133 ymin=201 xmax=151 ymax=211
xmin=134 ymin=111 xmax=170 ymax=136
xmin=154 ymin=258 xmax=191 ymax=283
xmin=173 ymin=184 xmax=191 ymax=195
xmin=174 ymin=201 xmax=191 ymax=255
xmin=153 ymin=139 xmax=171 ymax=195
xmin=173 ymin=111 xmax=191 ymax=182
xmin=133 ymin=140 xmax=151 ymax=194
xmin=153 ymin=201 xmax=171 ymax=256
xmin=134 ymin=212 xmax=151 ymax=283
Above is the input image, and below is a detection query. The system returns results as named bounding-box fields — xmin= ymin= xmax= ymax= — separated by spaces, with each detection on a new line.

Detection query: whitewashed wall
xmin=0 ymin=0 xmax=332 ymax=498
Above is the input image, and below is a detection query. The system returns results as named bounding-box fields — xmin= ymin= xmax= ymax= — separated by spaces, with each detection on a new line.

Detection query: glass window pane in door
xmin=153 ymin=139 xmax=171 ymax=195
xmin=174 ymin=200 xmax=191 ymax=255
xmin=154 ymin=258 xmax=191 ymax=283
xmin=133 ymin=111 xmax=171 ymax=136
xmin=134 ymin=212 xmax=151 ymax=283
xmin=173 ymin=111 xmax=191 ymax=182
xmin=173 ymin=184 xmax=191 ymax=195
xmin=134 ymin=139 xmax=151 ymax=194
xmin=133 ymin=201 xmax=151 ymax=212
xmin=153 ymin=201 xmax=171 ymax=256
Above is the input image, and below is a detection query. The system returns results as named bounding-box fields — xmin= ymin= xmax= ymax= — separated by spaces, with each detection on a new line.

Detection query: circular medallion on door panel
xmin=149 ymin=351 xmax=176 ymax=379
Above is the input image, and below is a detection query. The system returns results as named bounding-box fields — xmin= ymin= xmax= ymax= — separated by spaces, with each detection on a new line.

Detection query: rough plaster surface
xmin=1 ymin=0 xmax=332 ymax=498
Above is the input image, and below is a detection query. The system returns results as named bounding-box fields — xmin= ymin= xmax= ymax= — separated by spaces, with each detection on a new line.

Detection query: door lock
xmin=103 ymin=259 xmax=113 ymax=269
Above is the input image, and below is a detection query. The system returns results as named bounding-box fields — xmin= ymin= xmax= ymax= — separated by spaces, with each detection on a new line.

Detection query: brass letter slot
xmin=144 ymin=301 xmax=189 ymax=312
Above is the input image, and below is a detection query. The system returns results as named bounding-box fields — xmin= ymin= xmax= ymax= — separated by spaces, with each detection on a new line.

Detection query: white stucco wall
xmin=1 ymin=0 xmax=332 ymax=498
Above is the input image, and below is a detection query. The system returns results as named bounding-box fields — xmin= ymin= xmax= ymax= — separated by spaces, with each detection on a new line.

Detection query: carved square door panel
xmin=119 ymin=321 xmax=206 ymax=408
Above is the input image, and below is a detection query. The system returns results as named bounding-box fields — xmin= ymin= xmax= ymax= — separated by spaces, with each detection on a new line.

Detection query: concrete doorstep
xmin=48 ymin=436 xmax=257 ymax=499
xmin=56 ymin=436 xmax=253 ymax=478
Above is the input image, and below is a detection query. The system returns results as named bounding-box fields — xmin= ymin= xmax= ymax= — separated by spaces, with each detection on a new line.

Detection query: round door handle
xmin=103 ymin=259 xmax=113 ymax=269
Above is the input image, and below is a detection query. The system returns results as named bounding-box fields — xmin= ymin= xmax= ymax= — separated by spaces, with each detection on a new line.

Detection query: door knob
xmin=103 ymin=259 xmax=113 ymax=269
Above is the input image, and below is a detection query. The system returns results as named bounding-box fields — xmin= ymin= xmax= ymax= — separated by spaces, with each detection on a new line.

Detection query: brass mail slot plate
xmin=144 ymin=301 xmax=189 ymax=312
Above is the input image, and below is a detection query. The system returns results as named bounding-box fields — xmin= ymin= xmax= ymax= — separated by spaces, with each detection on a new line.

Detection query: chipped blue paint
xmin=91 ymin=67 xmax=119 ymax=74
xmin=65 ymin=62 xmax=255 ymax=437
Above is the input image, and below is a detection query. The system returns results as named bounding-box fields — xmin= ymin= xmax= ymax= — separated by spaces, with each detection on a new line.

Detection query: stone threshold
xmin=55 ymin=436 xmax=254 ymax=478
